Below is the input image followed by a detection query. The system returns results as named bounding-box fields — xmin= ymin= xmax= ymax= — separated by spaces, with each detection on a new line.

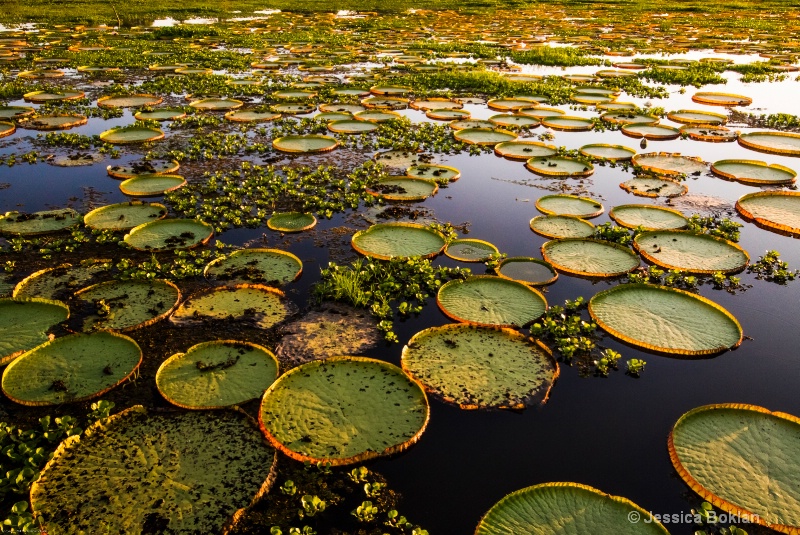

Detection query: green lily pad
xmin=97 ymin=94 xmax=162 ymax=108
xmin=454 ymin=128 xmax=517 ymax=146
xmin=495 ymin=141 xmax=557 ymax=160
xmin=711 ymin=159 xmax=796 ymax=185
xmin=542 ymin=239 xmax=640 ymax=277
xmin=19 ymin=114 xmax=87 ymax=130
xmin=692 ymin=91 xmax=752 ymax=106
xmin=31 ymin=406 xmax=277 ymax=533
xmin=0 ymin=106 xmax=34 ymax=119
xmin=84 ymin=201 xmax=167 ymax=230
xmin=609 ymin=204 xmax=688 ymax=230
xmin=352 ymin=223 xmax=446 ymax=260
xmin=328 ymin=119 xmax=379 ymax=134
xmin=541 ymin=115 xmax=594 ymax=131
xmin=402 ymin=324 xmax=558 ymax=409
xmin=367 ymin=177 xmax=438 ymax=201
xmin=2 ymin=331 xmax=142 ymax=405
xmin=13 ymin=260 xmax=111 ymax=300
xmin=738 ymin=132 xmax=800 ymax=156
xmin=680 ymin=125 xmax=737 ymax=142
xmin=267 ymin=212 xmax=317 ymax=232
xmin=406 ymin=164 xmax=461 ymax=181
xmin=526 ymin=156 xmax=594 ymax=177
xmin=75 ymin=279 xmax=181 ymax=332
xmin=437 ymin=276 xmax=547 ymax=327
xmin=579 ymin=143 xmax=636 ymax=161
xmin=204 ymin=248 xmax=303 ymax=285
xmin=444 ymin=239 xmax=499 ymax=262
xmin=123 ymin=219 xmax=213 ymax=251
xmin=224 ymin=110 xmax=281 ymax=123
xmin=99 ymin=126 xmax=164 ymax=144
xmin=476 ymin=482 xmax=669 ymax=535
xmin=621 ymin=177 xmax=687 ymax=198
xmin=589 ymin=283 xmax=742 ymax=355
xmin=530 ymin=215 xmax=595 ymax=238
xmin=536 ymin=195 xmax=604 ymax=218
xmin=633 ymin=230 xmax=749 ymax=274
xmin=450 ymin=119 xmax=495 ymax=130
xmin=107 ymin=160 xmax=179 ymax=179
xmin=272 ymin=135 xmax=338 ymax=153
xmin=0 ymin=298 xmax=69 ymax=366
xmin=736 ymin=191 xmax=800 ymax=235
xmin=373 ymin=149 xmax=432 ymax=170
xmin=189 ymin=97 xmax=243 ymax=111
xmin=171 ymin=285 xmax=294 ymax=329
xmin=0 ymin=209 xmax=81 ymax=236
xmin=134 ymin=108 xmax=187 ymax=121
xmin=518 ymin=107 xmax=565 ymax=119
xmin=23 ymin=90 xmax=85 ymax=103
xmin=600 ymin=112 xmax=659 ymax=125
xmin=667 ymin=109 xmax=727 ymax=125
xmin=669 ymin=404 xmax=800 ymax=533
xmin=632 ymin=153 xmax=706 ymax=176
xmin=354 ymin=110 xmax=401 ymax=122
xmin=259 ymin=356 xmax=429 ymax=465
xmin=621 ymin=124 xmax=680 ymax=140
xmin=119 ymin=174 xmax=186 ymax=196
xmin=488 ymin=114 xmax=540 ymax=128
xmin=156 ymin=341 xmax=279 ymax=409
xmin=496 ymin=257 xmax=558 ymax=286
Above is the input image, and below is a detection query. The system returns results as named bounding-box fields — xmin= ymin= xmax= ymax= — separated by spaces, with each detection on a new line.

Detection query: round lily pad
xmin=97 ymin=94 xmax=162 ymax=108
xmin=541 ymin=116 xmax=594 ymax=131
xmin=352 ymin=223 xmax=446 ymax=260
xmin=2 ymin=331 xmax=142 ymax=406
xmin=204 ymin=248 xmax=302 ymax=285
xmin=487 ymin=99 xmax=536 ymax=112
xmin=267 ymin=212 xmax=317 ymax=232
xmin=526 ymin=156 xmax=594 ymax=177
xmin=667 ymin=109 xmax=727 ymax=125
xmin=621 ymin=124 xmax=680 ymax=140
xmin=361 ymin=97 xmax=408 ymax=110
xmin=453 ymin=128 xmax=517 ymax=146
xmin=621 ymin=177 xmax=687 ymax=198
xmin=366 ymin=177 xmax=438 ymax=201
xmin=19 ymin=114 xmax=87 ymax=131
xmin=738 ymin=132 xmax=800 ymax=156
xmin=189 ymin=97 xmax=243 ymax=111
xmin=609 ymin=204 xmax=688 ymax=230
xmin=224 ymin=110 xmax=281 ymax=123
xmin=124 ymin=219 xmax=213 ymax=251
xmin=579 ymin=143 xmax=636 ymax=161
xmin=328 ymin=119 xmax=379 ymax=134
xmin=272 ymin=103 xmax=316 ymax=115
xmin=370 ymin=85 xmax=411 ymax=96
xmin=536 ymin=194 xmax=604 ymax=218
xmin=402 ymin=324 xmax=558 ymax=409
xmin=530 ymin=215 xmax=595 ymax=238
xmin=437 ymin=276 xmax=547 ymax=327
xmin=171 ymin=285 xmax=294 ymax=329
xmin=107 ymin=160 xmax=180 ymax=179
xmin=0 ymin=106 xmax=34 ymax=119
xmin=13 ymin=260 xmax=110 ymax=300
xmin=542 ymin=239 xmax=640 ymax=277
xmin=99 ymin=126 xmax=164 ymax=144
xmin=156 ymin=341 xmax=279 ymax=409
xmin=450 ymin=119 xmax=495 ymax=130
xmin=633 ymin=230 xmax=749 ymax=274
xmin=476 ymin=482 xmax=669 ymax=535
xmin=259 ymin=356 xmax=429 ymax=465
xmin=495 ymin=257 xmax=558 ymax=286
xmin=600 ymin=112 xmax=658 ymax=125
xmin=23 ymin=90 xmax=85 ymax=103
xmin=495 ymin=141 xmax=557 ymax=160
xmin=0 ymin=298 xmax=69 ymax=366
xmin=119 ymin=174 xmax=186 ymax=196
xmin=669 ymin=404 xmax=800 ymax=533
xmin=134 ymin=108 xmax=187 ymax=121
xmin=272 ymin=135 xmax=338 ymax=153
xmin=427 ymin=109 xmax=470 ymax=121
xmin=410 ymin=99 xmax=462 ymax=111
xmin=0 ymin=209 xmax=81 ymax=236
xmin=84 ymin=201 xmax=167 ymax=230
xmin=406 ymin=164 xmax=460 ymax=182
xmin=75 ymin=279 xmax=181 ymax=332
xmin=711 ymin=159 xmax=796 ymax=185
xmin=354 ymin=110 xmax=400 ymax=122
xmin=588 ymin=284 xmax=742 ymax=355
xmin=632 ymin=152 xmax=706 ymax=176
xmin=320 ymin=103 xmax=365 ymax=114
xmin=373 ymin=150 xmax=431 ymax=170
xmin=736 ymin=191 xmax=800 ymax=236
xmin=444 ymin=239 xmax=499 ymax=262
xmin=518 ymin=107 xmax=565 ymax=119
xmin=31 ymin=406 xmax=277 ymax=533
xmin=489 ymin=114 xmax=540 ymax=128
xmin=316 ymin=112 xmax=354 ymax=122
xmin=692 ymin=91 xmax=752 ymax=106
xmin=680 ymin=125 xmax=737 ymax=143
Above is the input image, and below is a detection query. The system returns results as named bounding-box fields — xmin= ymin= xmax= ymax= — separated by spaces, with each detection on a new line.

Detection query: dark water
xmin=2 ymin=90 xmax=800 ymax=535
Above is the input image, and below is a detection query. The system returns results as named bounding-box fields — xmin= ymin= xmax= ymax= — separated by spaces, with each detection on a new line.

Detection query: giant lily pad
xmin=0 ymin=298 xmax=69 ymax=365
xmin=542 ymin=239 xmax=639 ymax=277
xmin=496 ymin=257 xmax=558 ymax=286
xmin=495 ymin=141 xmax=557 ymax=160
xmin=541 ymin=116 xmax=594 ymax=131
xmin=632 ymin=152 xmax=706 ymax=176
xmin=373 ymin=150 xmax=431 ymax=170
xmin=204 ymin=248 xmax=302 ymax=286
xmin=437 ymin=276 xmax=547 ymax=327
xmin=97 ymin=94 xmax=162 ymax=108
xmin=633 ymin=230 xmax=749 ymax=274
xmin=406 ymin=164 xmax=460 ymax=182
xmin=609 ymin=204 xmax=688 ymax=230
xmin=119 ymin=175 xmax=186 ymax=196
xmin=711 ymin=159 xmax=796 ymax=185
xmin=454 ymin=128 xmax=517 ymax=146
xmin=401 ymin=324 xmax=558 ymax=409
xmin=134 ymin=108 xmax=187 ymax=121
xmin=171 ymin=285 xmax=294 ymax=329
xmin=31 ymin=406 xmax=277 ymax=533
xmin=536 ymin=195 xmax=604 ymax=218
xmin=267 ymin=212 xmax=317 ymax=232
xmin=2 ymin=331 xmax=142 ymax=405
xmin=352 ymin=223 xmax=446 ymax=260
xmin=367 ymin=177 xmax=438 ymax=201
xmin=475 ymin=482 xmax=669 ymax=535
xmin=107 ymin=160 xmax=180 ymax=179
xmin=621 ymin=124 xmax=680 ymax=140
xmin=692 ymin=91 xmax=752 ymax=106
xmin=124 ymin=219 xmax=213 ymax=251
xmin=156 ymin=341 xmax=279 ymax=409
xmin=681 ymin=125 xmax=737 ymax=143
xmin=328 ymin=119 xmax=379 ymax=134
xmin=189 ymin=97 xmax=243 ymax=111
xmin=579 ymin=143 xmax=636 ymax=162
xmin=621 ymin=177 xmax=687 ymax=198
xmin=259 ymin=356 xmax=429 ymax=465
xmin=530 ymin=215 xmax=595 ymax=238
xmin=669 ymin=403 xmax=800 ymax=534
xmin=19 ymin=114 xmax=87 ymax=131
xmin=99 ymin=126 xmax=164 ymax=144
xmin=14 ymin=260 xmax=110 ymax=300
xmin=588 ymin=284 xmax=742 ymax=355
xmin=75 ymin=279 xmax=180 ymax=332
xmin=0 ymin=106 xmax=34 ymax=119
xmin=738 ymin=132 xmax=800 ymax=156
xmin=667 ymin=109 xmax=727 ymax=125
xmin=736 ymin=191 xmax=800 ymax=235
xmin=0 ymin=209 xmax=81 ymax=236
xmin=444 ymin=239 xmax=499 ymax=262
xmin=23 ymin=90 xmax=85 ymax=103
xmin=84 ymin=201 xmax=167 ymax=230
xmin=526 ymin=156 xmax=594 ymax=177
xmin=272 ymin=135 xmax=338 ymax=153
